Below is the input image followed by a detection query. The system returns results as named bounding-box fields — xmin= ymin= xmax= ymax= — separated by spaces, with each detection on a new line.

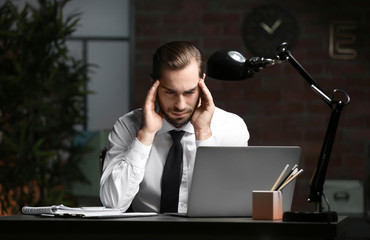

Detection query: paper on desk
xmin=22 ymin=205 xmax=157 ymax=218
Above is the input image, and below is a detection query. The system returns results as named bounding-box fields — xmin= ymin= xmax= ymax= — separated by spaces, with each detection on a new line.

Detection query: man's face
xmin=156 ymin=59 xmax=202 ymax=128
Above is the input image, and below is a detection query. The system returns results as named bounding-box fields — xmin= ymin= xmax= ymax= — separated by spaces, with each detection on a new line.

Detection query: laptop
xmin=179 ymin=146 xmax=301 ymax=217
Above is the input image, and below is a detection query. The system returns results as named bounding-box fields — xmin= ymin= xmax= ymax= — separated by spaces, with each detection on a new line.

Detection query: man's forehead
xmin=160 ymin=82 xmax=199 ymax=92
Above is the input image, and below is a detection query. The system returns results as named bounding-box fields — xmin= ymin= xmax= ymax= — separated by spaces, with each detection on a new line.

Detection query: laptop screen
xmin=187 ymin=146 xmax=301 ymax=217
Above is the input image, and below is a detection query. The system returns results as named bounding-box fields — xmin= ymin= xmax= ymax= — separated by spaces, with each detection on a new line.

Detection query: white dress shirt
xmin=100 ymin=107 xmax=249 ymax=213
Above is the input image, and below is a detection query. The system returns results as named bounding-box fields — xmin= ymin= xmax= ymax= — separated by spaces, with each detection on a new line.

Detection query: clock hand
xmin=259 ymin=19 xmax=282 ymax=35
xmin=260 ymin=22 xmax=273 ymax=34
xmin=270 ymin=19 xmax=282 ymax=33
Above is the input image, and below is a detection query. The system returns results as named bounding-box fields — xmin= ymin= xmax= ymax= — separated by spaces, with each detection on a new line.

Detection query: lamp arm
xmin=277 ymin=43 xmax=333 ymax=106
xmin=308 ymin=101 xmax=344 ymax=211
xmin=276 ymin=43 xmax=350 ymax=212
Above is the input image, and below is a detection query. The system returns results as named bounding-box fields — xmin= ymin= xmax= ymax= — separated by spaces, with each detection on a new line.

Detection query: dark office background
xmin=0 ymin=1 xmax=369 ymax=238
xmin=1 ymin=0 xmax=369 ymax=219
xmin=133 ymin=0 xmax=370 ymax=212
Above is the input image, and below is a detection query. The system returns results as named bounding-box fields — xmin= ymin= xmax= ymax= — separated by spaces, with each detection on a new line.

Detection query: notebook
xmin=178 ymin=146 xmax=301 ymax=217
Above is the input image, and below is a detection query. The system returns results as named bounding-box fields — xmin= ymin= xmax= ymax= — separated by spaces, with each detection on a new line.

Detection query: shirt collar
xmin=157 ymin=118 xmax=195 ymax=134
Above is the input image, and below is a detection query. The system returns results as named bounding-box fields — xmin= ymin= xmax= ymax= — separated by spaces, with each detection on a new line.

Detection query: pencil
xmin=277 ymin=169 xmax=304 ymax=191
xmin=286 ymin=168 xmax=298 ymax=182
xmin=270 ymin=164 xmax=289 ymax=191
xmin=275 ymin=164 xmax=297 ymax=190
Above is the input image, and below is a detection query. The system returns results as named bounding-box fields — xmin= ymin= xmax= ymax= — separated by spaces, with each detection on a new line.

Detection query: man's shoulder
xmin=214 ymin=106 xmax=243 ymax=120
xmin=120 ymin=108 xmax=142 ymax=118
xmin=210 ymin=107 xmax=249 ymax=145
xmin=212 ymin=106 xmax=247 ymax=128
xmin=117 ymin=108 xmax=143 ymax=125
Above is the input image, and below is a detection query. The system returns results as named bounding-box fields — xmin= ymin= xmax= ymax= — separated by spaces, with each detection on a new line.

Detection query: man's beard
xmin=160 ymin=106 xmax=195 ymax=128
xmin=157 ymin=98 xmax=199 ymax=128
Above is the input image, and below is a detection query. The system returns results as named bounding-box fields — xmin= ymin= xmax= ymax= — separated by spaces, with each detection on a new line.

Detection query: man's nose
xmin=174 ymin=95 xmax=186 ymax=110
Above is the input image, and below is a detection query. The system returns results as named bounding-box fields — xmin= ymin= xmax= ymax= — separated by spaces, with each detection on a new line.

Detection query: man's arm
xmin=100 ymin=81 xmax=163 ymax=210
xmin=99 ymin=113 xmax=151 ymax=210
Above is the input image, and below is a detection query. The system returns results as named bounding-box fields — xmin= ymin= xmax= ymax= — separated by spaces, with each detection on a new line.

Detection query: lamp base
xmin=283 ymin=211 xmax=338 ymax=222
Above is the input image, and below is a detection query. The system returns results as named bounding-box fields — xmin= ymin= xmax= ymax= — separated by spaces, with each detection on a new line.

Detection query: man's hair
xmin=152 ymin=41 xmax=204 ymax=80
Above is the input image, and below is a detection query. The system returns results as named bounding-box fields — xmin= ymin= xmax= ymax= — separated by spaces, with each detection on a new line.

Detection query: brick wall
xmin=134 ymin=0 xmax=370 ymax=211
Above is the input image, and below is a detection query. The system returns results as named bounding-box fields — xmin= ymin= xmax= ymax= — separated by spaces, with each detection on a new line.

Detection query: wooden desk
xmin=0 ymin=214 xmax=348 ymax=240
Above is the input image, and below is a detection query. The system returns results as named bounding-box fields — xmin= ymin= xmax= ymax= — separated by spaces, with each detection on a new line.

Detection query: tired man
xmin=100 ymin=41 xmax=249 ymax=213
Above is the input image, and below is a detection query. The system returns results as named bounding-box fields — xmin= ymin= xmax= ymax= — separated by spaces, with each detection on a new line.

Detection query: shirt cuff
xmin=125 ymin=138 xmax=152 ymax=169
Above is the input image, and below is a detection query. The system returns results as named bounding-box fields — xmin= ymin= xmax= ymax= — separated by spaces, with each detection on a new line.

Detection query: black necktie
xmin=160 ymin=130 xmax=185 ymax=213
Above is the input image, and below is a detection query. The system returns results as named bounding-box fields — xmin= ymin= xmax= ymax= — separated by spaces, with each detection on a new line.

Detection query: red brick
xmin=135 ymin=40 xmax=162 ymax=49
xmin=135 ymin=14 xmax=160 ymax=25
xmin=223 ymin=25 xmax=241 ymax=36
xmin=183 ymin=25 xmax=223 ymax=36
xmin=326 ymin=62 xmax=366 ymax=75
xmin=136 ymin=25 xmax=161 ymax=37
xmin=202 ymin=13 xmax=240 ymax=24
xmin=341 ymin=115 xmax=366 ymax=128
xmin=345 ymin=77 xmax=369 ymax=88
xmin=342 ymin=155 xmax=365 ymax=168
xmin=243 ymin=89 xmax=282 ymax=102
xmin=182 ymin=0 xmax=208 ymax=10
xmin=135 ymin=0 xmax=181 ymax=11
xmin=204 ymin=38 xmax=243 ymax=50
xmin=348 ymin=129 xmax=370 ymax=141
xmin=162 ymin=13 xmax=200 ymax=25
xmin=266 ymin=103 xmax=305 ymax=115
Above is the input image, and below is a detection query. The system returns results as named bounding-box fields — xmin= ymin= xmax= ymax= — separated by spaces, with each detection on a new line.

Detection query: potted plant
xmin=0 ymin=0 xmax=92 ymax=215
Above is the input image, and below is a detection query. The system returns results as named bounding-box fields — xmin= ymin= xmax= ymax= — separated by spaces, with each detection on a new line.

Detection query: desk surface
xmin=0 ymin=214 xmax=348 ymax=240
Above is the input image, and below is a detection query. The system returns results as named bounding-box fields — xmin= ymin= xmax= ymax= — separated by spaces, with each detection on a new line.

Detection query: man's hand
xmin=191 ymin=78 xmax=215 ymax=141
xmin=137 ymin=80 xmax=163 ymax=146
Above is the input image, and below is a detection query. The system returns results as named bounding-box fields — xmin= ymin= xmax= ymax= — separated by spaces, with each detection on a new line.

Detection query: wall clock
xmin=242 ymin=5 xmax=299 ymax=58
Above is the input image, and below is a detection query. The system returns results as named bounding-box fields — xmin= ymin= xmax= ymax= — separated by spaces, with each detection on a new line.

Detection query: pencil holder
xmin=252 ymin=190 xmax=283 ymax=220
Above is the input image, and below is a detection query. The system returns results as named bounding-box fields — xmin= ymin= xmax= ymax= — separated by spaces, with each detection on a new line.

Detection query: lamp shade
xmin=206 ymin=49 xmax=253 ymax=81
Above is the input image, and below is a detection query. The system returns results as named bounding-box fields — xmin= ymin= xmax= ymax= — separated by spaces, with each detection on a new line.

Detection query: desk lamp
xmin=206 ymin=42 xmax=350 ymax=222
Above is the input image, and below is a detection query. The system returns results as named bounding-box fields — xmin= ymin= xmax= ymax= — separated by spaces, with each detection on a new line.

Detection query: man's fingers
xmin=199 ymin=79 xmax=213 ymax=106
xmin=145 ymin=80 xmax=160 ymax=107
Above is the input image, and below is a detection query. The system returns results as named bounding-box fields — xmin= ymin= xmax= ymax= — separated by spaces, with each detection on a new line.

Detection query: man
xmin=100 ymin=41 xmax=249 ymax=213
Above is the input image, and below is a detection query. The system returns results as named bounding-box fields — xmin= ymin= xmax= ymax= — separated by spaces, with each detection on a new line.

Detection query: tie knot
xmin=169 ymin=130 xmax=185 ymax=143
